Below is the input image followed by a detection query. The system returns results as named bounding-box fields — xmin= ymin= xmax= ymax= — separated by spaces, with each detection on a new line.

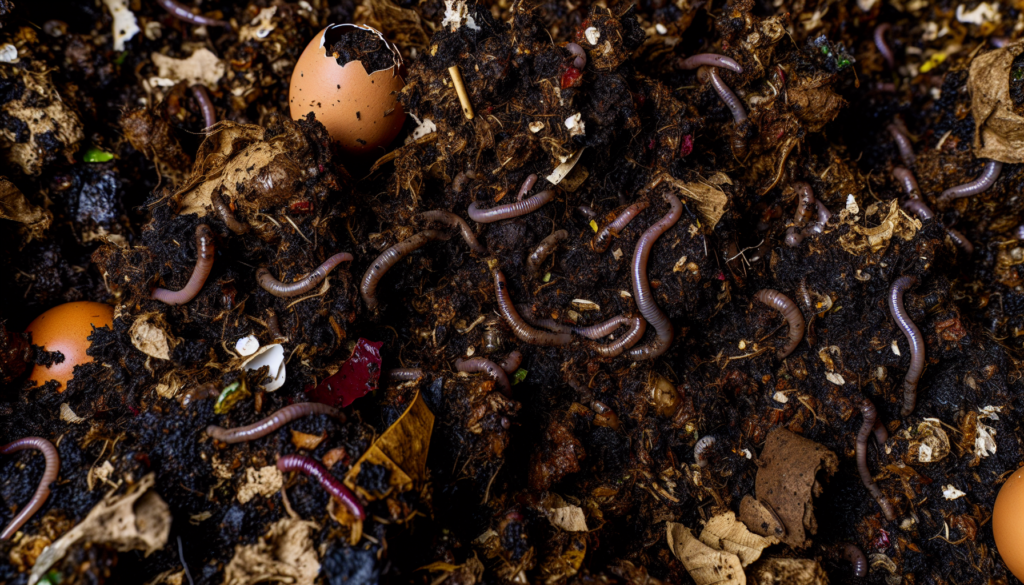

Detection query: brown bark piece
xmin=969 ymin=40 xmax=1024 ymax=163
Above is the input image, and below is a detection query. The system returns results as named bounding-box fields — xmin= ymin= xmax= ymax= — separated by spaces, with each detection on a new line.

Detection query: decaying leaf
xmin=968 ymin=40 xmax=1024 ymax=163
xmin=753 ymin=428 xmax=838 ymax=548
xmin=129 ymin=313 xmax=177 ymax=360
xmin=700 ymin=511 xmax=777 ymax=567
xmin=291 ymin=430 xmax=325 ymax=451
xmin=667 ymin=522 xmax=746 ymax=585
xmin=0 ymin=64 xmax=83 ymax=175
xmin=344 ymin=389 xmax=434 ymax=500
xmin=839 ymin=200 xmax=920 ymax=256
xmin=543 ymin=494 xmax=588 ymax=532
xmin=747 ymin=558 xmax=828 ymax=585
xmin=905 ymin=419 xmax=951 ymax=464
xmin=30 ymin=474 xmax=170 ymax=585
xmin=652 ymin=173 xmax=728 ymax=229
xmin=0 ymin=177 xmax=50 ymax=245
xmin=222 ymin=517 xmax=320 ymax=585
xmin=738 ymin=495 xmax=786 ymax=540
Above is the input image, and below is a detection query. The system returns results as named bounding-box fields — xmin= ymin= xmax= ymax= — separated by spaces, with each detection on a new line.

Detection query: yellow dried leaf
xmin=667 ymin=522 xmax=746 ymax=585
xmin=699 ymin=511 xmax=777 ymax=567
xmin=290 ymin=430 xmax=324 ymax=451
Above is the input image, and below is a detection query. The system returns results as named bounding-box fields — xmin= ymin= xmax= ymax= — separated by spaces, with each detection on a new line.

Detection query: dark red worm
xmin=456 ymin=357 xmax=511 ymax=396
xmin=566 ymin=43 xmax=586 ymax=69
xmin=875 ymin=24 xmax=895 ymax=68
xmin=386 ymin=368 xmax=423 ymax=381
xmin=888 ymin=124 xmax=915 ymax=167
xmin=939 ymin=160 xmax=1002 ymax=201
xmin=156 ymin=0 xmax=230 ymax=27
xmin=888 ymin=276 xmax=924 ymax=416
xmin=206 ymin=403 xmax=344 ymax=444
xmin=593 ymin=201 xmax=650 ymax=253
xmin=699 ymin=66 xmax=747 ymax=124
xmin=277 ymin=454 xmax=364 ymax=520
xmin=257 ymin=253 xmax=353 ymax=298
xmin=495 ymin=270 xmax=572 ymax=346
xmin=190 ymin=84 xmax=217 ymax=129
xmin=626 ymin=191 xmax=682 ymax=361
xmin=754 ymin=289 xmax=805 ymax=359
xmin=414 ymin=210 xmax=486 ymax=254
xmin=858 ymin=398 xmax=896 ymax=521
xmin=843 ymin=544 xmax=868 ymax=578
xmin=499 ymin=351 xmax=522 ymax=374
xmin=527 ymin=230 xmax=568 ymax=276
xmin=797 ymin=278 xmax=817 ymax=347
xmin=210 ymin=192 xmax=248 ymax=234
xmin=590 ymin=315 xmax=646 ymax=358
xmin=677 ymin=53 xmax=743 ymax=73
xmin=152 ymin=224 xmax=215 ymax=306
xmin=452 ymin=170 xmax=476 ymax=192
xmin=517 ymin=174 xmax=538 ymax=201
xmin=361 ymin=230 xmax=445 ymax=311
xmin=468 ymin=190 xmax=554 ymax=223
xmin=0 ymin=437 xmax=59 ymax=540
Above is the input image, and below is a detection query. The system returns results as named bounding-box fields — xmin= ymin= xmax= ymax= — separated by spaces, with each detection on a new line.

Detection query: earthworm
xmin=206 ymin=403 xmax=344 ymax=444
xmin=843 ymin=544 xmax=868 ymax=578
xmin=414 ymin=210 xmax=486 ymax=254
xmin=814 ymin=200 xmax=832 ymax=224
xmin=577 ymin=205 xmax=597 ymax=219
xmin=361 ymin=230 xmax=445 ymax=310
xmin=857 ymin=398 xmax=896 ymax=521
xmin=797 ymin=278 xmax=817 ymax=347
xmin=694 ymin=435 xmax=716 ymax=468
xmin=888 ymin=276 xmax=924 ymax=417
xmin=452 ymin=170 xmax=476 ymax=192
xmin=888 ymin=124 xmax=915 ymax=167
xmin=468 ymin=190 xmax=554 ymax=223
xmin=386 ymin=368 xmax=423 ymax=381
xmin=257 ymin=253 xmax=353 ymax=298
xmin=495 ymin=270 xmax=572 ymax=346
xmin=754 ymin=289 xmax=805 ymax=359
xmin=499 ymin=351 xmax=522 ymax=374
xmin=875 ymin=24 xmax=894 ymax=68
xmin=210 ymin=192 xmax=248 ymax=234
xmin=677 ymin=53 xmax=743 ymax=73
xmin=902 ymin=199 xmax=934 ymax=220
xmin=566 ymin=43 xmax=587 ymax=69
xmin=939 ymin=160 xmax=1002 ymax=201
xmin=590 ymin=315 xmax=646 ymax=358
xmin=517 ymin=304 xmax=574 ymax=334
xmin=0 ymin=437 xmax=59 ymax=540
xmin=793 ymin=182 xmax=816 ymax=223
xmin=625 ymin=191 xmax=683 ymax=361
xmin=456 ymin=357 xmax=511 ymax=396
xmin=946 ymin=228 xmax=974 ymax=254
xmin=700 ymin=66 xmax=747 ymax=124
xmin=152 ymin=224 xmax=215 ymax=306
xmin=593 ymin=201 xmax=650 ymax=253
xmin=527 ymin=230 xmax=568 ymax=275
xmin=873 ymin=420 xmax=889 ymax=445
xmin=191 ymin=84 xmax=216 ymax=129
xmin=276 ymin=454 xmax=364 ymax=520
xmin=517 ymin=174 xmax=538 ymax=201
xmin=892 ymin=167 xmax=921 ymax=199
xmin=156 ymin=0 xmax=230 ymax=27
xmin=574 ymin=315 xmax=633 ymax=340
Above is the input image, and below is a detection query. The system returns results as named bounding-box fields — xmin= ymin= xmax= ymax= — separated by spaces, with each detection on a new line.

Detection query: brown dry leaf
xmin=666 ymin=522 xmax=746 ymax=585
xmin=699 ymin=511 xmax=777 ymax=567
xmin=754 ymin=428 xmax=838 ymax=548
xmin=221 ymin=517 xmax=320 ymax=585
xmin=344 ymin=390 xmax=434 ymax=500
xmin=129 ymin=313 xmax=177 ymax=360
xmin=0 ymin=177 xmax=50 ymax=245
xmin=653 ymin=173 xmax=728 ymax=229
xmin=30 ymin=474 xmax=170 ymax=585
xmin=787 ymin=75 xmax=846 ymax=132
xmin=738 ymin=495 xmax=785 ymax=540
xmin=969 ymin=40 xmax=1024 ymax=163
xmin=747 ymin=558 xmax=828 ymax=585
xmin=291 ymin=430 xmax=325 ymax=451
xmin=839 ymin=200 xmax=920 ymax=256
xmin=0 ymin=68 xmax=83 ymax=176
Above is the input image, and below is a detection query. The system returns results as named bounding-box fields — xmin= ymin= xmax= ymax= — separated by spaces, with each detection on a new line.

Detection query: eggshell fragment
xmin=994 ymin=468 xmax=1024 ymax=580
xmin=241 ymin=343 xmax=286 ymax=391
xmin=289 ymin=24 xmax=406 ymax=154
xmin=26 ymin=301 xmax=114 ymax=392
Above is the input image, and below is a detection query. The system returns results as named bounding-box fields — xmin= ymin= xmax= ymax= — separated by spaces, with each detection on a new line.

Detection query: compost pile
xmin=0 ymin=0 xmax=1021 ymax=583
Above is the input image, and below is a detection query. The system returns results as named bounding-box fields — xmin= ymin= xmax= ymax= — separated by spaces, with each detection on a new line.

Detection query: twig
xmin=448 ymin=65 xmax=474 ymax=119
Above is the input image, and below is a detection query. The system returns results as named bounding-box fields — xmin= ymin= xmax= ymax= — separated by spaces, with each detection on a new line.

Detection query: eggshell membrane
xmin=995 ymin=468 xmax=1024 ymax=580
xmin=289 ymin=28 xmax=406 ymax=155
xmin=26 ymin=301 xmax=114 ymax=392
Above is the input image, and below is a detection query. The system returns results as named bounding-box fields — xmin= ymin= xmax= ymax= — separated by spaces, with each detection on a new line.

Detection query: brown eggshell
xmin=289 ymin=26 xmax=406 ymax=155
xmin=26 ymin=301 xmax=114 ymax=392
xmin=994 ymin=468 xmax=1024 ymax=580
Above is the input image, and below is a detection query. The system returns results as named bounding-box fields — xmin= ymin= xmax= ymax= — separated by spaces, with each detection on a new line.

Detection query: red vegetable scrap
xmin=561 ymin=66 xmax=583 ymax=89
xmin=680 ymin=135 xmax=694 ymax=157
xmin=307 ymin=338 xmax=382 ymax=407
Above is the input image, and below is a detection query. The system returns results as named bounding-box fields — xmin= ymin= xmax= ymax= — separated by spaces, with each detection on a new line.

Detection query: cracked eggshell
xmin=289 ymin=25 xmax=406 ymax=155
xmin=241 ymin=343 xmax=286 ymax=391
xmin=994 ymin=468 xmax=1024 ymax=580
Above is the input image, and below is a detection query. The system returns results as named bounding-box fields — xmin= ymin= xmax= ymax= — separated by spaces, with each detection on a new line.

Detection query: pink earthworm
xmin=499 ymin=351 xmax=522 ymax=374
xmin=573 ymin=315 xmax=633 ymax=340
xmin=888 ymin=276 xmax=924 ymax=417
xmin=858 ymin=398 xmax=897 ymax=520
xmin=754 ymin=289 xmax=805 ymax=359
xmin=517 ymin=174 xmax=538 ymax=201
xmin=456 ymin=357 xmax=511 ymax=396
xmin=152 ymin=224 xmax=215 ymax=306
xmin=191 ymin=84 xmax=217 ymax=129
xmin=593 ymin=201 xmax=651 ymax=253
xmin=902 ymin=199 xmax=934 ymax=220
xmin=257 ymin=253 xmax=353 ymax=298
xmin=210 ymin=192 xmax=248 ymax=234
xmin=873 ymin=420 xmax=889 ymax=445
xmin=468 ymin=190 xmax=554 ymax=223
xmin=516 ymin=304 xmax=574 ymax=334
xmin=495 ymin=270 xmax=572 ymax=346
xmin=939 ymin=161 xmax=1002 ymax=201
xmin=678 ymin=53 xmax=743 ymax=73
xmin=414 ymin=210 xmax=487 ymax=254
xmin=626 ymin=191 xmax=682 ymax=361
xmin=843 ymin=544 xmax=868 ymax=578
xmin=206 ymin=403 xmax=344 ymax=444
xmin=875 ymin=24 xmax=894 ymax=69
xmin=566 ymin=43 xmax=587 ymax=69
xmin=946 ymin=228 xmax=974 ymax=254
xmin=590 ymin=315 xmax=646 ymax=358
xmin=527 ymin=230 xmax=568 ymax=276
xmin=361 ymin=230 xmax=445 ymax=311
xmin=156 ymin=0 xmax=230 ymax=27
xmin=699 ymin=66 xmax=747 ymax=123
xmin=0 ymin=437 xmax=59 ymax=540
xmin=893 ymin=167 xmax=921 ymax=199
xmin=277 ymin=454 xmax=364 ymax=520
xmin=888 ymin=124 xmax=915 ymax=167
xmin=797 ymin=278 xmax=817 ymax=348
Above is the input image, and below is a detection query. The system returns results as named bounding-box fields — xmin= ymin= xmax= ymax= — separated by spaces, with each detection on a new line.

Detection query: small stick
xmin=448 ymin=65 xmax=474 ymax=120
